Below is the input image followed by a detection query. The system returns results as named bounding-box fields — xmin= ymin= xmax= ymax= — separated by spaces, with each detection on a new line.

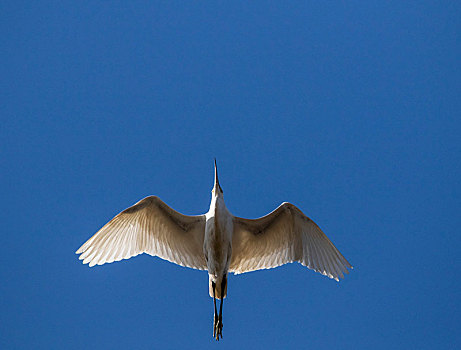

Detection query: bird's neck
xmin=208 ymin=193 xmax=226 ymax=218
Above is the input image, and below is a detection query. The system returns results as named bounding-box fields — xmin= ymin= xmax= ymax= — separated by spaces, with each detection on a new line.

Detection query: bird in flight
xmin=76 ymin=160 xmax=352 ymax=340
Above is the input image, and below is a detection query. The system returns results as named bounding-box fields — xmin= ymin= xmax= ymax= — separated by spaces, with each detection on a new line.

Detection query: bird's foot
xmin=213 ymin=314 xmax=223 ymax=341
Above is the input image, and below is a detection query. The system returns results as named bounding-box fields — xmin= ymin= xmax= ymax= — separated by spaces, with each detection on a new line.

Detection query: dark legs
xmin=212 ymin=275 xmax=227 ymax=341
xmin=213 ymin=282 xmax=219 ymax=339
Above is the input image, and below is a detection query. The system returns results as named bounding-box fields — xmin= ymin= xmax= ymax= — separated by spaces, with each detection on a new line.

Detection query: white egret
xmin=76 ymin=160 xmax=352 ymax=340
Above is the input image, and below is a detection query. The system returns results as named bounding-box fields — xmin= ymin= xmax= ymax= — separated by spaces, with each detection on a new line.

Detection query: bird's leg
xmin=215 ymin=275 xmax=227 ymax=340
xmin=212 ymin=282 xmax=219 ymax=339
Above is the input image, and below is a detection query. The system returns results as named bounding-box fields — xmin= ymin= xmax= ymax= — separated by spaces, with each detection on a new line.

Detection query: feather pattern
xmin=76 ymin=196 xmax=207 ymax=270
xmin=230 ymin=202 xmax=352 ymax=280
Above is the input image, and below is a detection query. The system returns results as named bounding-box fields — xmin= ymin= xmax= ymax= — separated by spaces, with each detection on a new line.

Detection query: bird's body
xmin=204 ymin=190 xmax=232 ymax=300
xmin=76 ymin=161 xmax=352 ymax=340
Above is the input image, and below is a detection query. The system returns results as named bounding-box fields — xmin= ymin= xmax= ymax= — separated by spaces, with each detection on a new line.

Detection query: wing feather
xmin=230 ymin=202 xmax=352 ymax=280
xmin=76 ymin=196 xmax=207 ymax=270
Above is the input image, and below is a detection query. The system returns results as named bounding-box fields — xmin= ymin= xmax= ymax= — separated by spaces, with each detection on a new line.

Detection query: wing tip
xmin=77 ymin=257 xmax=93 ymax=267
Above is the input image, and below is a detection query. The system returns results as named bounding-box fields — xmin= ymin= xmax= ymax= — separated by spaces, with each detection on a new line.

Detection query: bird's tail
xmin=209 ymin=276 xmax=227 ymax=299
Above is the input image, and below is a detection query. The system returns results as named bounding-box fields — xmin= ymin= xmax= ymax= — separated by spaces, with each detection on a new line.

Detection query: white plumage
xmin=77 ymin=196 xmax=207 ymax=269
xmin=76 ymin=161 xmax=352 ymax=340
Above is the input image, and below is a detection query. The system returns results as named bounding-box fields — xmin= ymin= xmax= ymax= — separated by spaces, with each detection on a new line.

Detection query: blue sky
xmin=1 ymin=1 xmax=459 ymax=349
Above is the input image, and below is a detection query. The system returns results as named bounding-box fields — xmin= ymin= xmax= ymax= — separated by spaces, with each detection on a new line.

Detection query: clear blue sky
xmin=1 ymin=1 xmax=459 ymax=349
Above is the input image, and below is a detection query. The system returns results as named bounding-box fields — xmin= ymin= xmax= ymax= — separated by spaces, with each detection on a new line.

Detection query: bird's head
xmin=212 ymin=158 xmax=224 ymax=196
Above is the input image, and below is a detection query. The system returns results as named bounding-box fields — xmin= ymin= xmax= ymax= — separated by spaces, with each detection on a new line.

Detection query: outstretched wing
xmin=76 ymin=196 xmax=207 ymax=270
xmin=230 ymin=202 xmax=352 ymax=280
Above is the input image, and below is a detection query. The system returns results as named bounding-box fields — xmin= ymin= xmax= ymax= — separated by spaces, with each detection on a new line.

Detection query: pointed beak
xmin=214 ymin=158 xmax=223 ymax=193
